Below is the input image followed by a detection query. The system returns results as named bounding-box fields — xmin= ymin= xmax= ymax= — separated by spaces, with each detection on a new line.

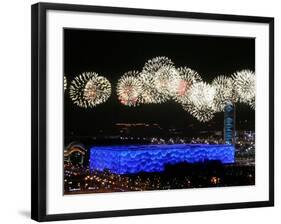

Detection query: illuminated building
xmin=90 ymin=144 xmax=235 ymax=174
xmin=224 ymin=102 xmax=236 ymax=144
xmin=64 ymin=142 xmax=86 ymax=165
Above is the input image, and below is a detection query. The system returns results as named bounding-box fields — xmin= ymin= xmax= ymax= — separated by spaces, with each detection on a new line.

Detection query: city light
xmin=63 ymin=30 xmax=256 ymax=195
xmin=64 ymin=131 xmax=255 ymax=194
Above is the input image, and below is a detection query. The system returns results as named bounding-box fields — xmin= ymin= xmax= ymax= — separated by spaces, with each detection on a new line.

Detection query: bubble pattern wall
xmin=90 ymin=144 xmax=235 ymax=174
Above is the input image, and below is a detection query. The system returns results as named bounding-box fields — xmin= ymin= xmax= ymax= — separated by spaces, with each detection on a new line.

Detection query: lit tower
xmin=224 ymin=102 xmax=236 ymax=145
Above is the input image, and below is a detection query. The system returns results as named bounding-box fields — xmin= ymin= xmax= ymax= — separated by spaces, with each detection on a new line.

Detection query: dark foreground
xmin=64 ymin=160 xmax=255 ymax=194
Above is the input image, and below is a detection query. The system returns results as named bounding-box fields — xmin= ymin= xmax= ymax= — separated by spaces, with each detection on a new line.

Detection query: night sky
xmin=64 ymin=29 xmax=255 ymax=137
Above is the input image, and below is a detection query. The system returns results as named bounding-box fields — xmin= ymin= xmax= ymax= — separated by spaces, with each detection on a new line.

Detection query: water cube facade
xmin=90 ymin=144 xmax=235 ymax=174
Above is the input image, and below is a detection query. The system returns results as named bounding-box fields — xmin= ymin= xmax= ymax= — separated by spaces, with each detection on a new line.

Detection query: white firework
xmin=64 ymin=76 xmax=67 ymax=92
xmin=249 ymin=99 xmax=255 ymax=110
xmin=232 ymin=70 xmax=255 ymax=109
xmin=183 ymin=82 xmax=216 ymax=122
xmin=138 ymin=71 xmax=170 ymax=104
xmin=153 ymin=65 xmax=181 ymax=97
xmin=69 ymin=72 xmax=92 ymax=108
xmin=69 ymin=72 xmax=111 ymax=108
xmin=142 ymin=56 xmax=174 ymax=74
xmin=84 ymin=75 xmax=111 ymax=107
xmin=183 ymin=103 xmax=215 ymax=123
xmin=172 ymin=67 xmax=202 ymax=103
xmin=116 ymin=71 xmax=142 ymax=106
xmin=212 ymin=75 xmax=235 ymax=112
xmin=138 ymin=57 xmax=176 ymax=104
xmin=188 ymin=82 xmax=216 ymax=108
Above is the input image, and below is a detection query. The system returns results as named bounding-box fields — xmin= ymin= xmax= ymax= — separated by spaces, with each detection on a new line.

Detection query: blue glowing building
xmin=90 ymin=144 xmax=235 ymax=174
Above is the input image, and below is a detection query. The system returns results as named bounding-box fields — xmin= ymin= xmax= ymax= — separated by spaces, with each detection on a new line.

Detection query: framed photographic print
xmin=31 ymin=2 xmax=274 ymax=222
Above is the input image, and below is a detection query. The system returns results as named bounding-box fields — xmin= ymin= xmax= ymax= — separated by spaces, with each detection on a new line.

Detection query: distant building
xmin=64 ymin=142 xmax=87 ymax=165
xmin=224 ymin=102 xmax=236 ymax=145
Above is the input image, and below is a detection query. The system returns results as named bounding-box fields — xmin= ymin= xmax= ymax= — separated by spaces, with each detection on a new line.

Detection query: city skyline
xmin=63 ymin=28 xmax=256 ymax=194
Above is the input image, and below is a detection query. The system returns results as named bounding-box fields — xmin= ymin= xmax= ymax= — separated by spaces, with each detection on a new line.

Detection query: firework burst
xmin=142 ymin=56 xmax=174 ymax=74
xmin=137 ymin=57 xmax=176 ymax=104
xmin=183 ymin=103 xmax=215 ymax=122
xmin=212 ymin=75 xmax=235 ymax=112
xmin=116 ymin=71 xmax=142 ymax=106
xmin=69 ymin=72 xmax=111 ymax=108
xmin=138 ymin=65 xmax=179 ymax=104
xmin=137 ymin=72 xmax=162 ymax=104
xmin=84 ymin=75 xmax=111 ymax=106
xmin=172 ymin=67 xmax=202 ymax=103
xmin=64 ymin=76 xmax=67 ymax=92
xmin=232 ymin=70 xmax=255 ymax=109
xmin=138 ymin=70 xmax=171 ymax=104
xmin=183 ymin=82 xmax=216 ymax=122
xmin=69 ymin=72 xmax=92 ymax=108
xmin=248 ymin=99 xmax=255 ymax=110
xmin=154 ymin=65 xmax=181 ymax=97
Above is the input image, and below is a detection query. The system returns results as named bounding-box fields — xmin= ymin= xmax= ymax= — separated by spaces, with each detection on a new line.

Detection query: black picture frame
xmin=31 ymin=2 xmax=274 ymax=222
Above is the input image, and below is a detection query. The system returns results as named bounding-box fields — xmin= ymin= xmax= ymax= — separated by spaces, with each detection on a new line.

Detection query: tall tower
xmin=224 ymin=102 xmax=236 ymax=145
